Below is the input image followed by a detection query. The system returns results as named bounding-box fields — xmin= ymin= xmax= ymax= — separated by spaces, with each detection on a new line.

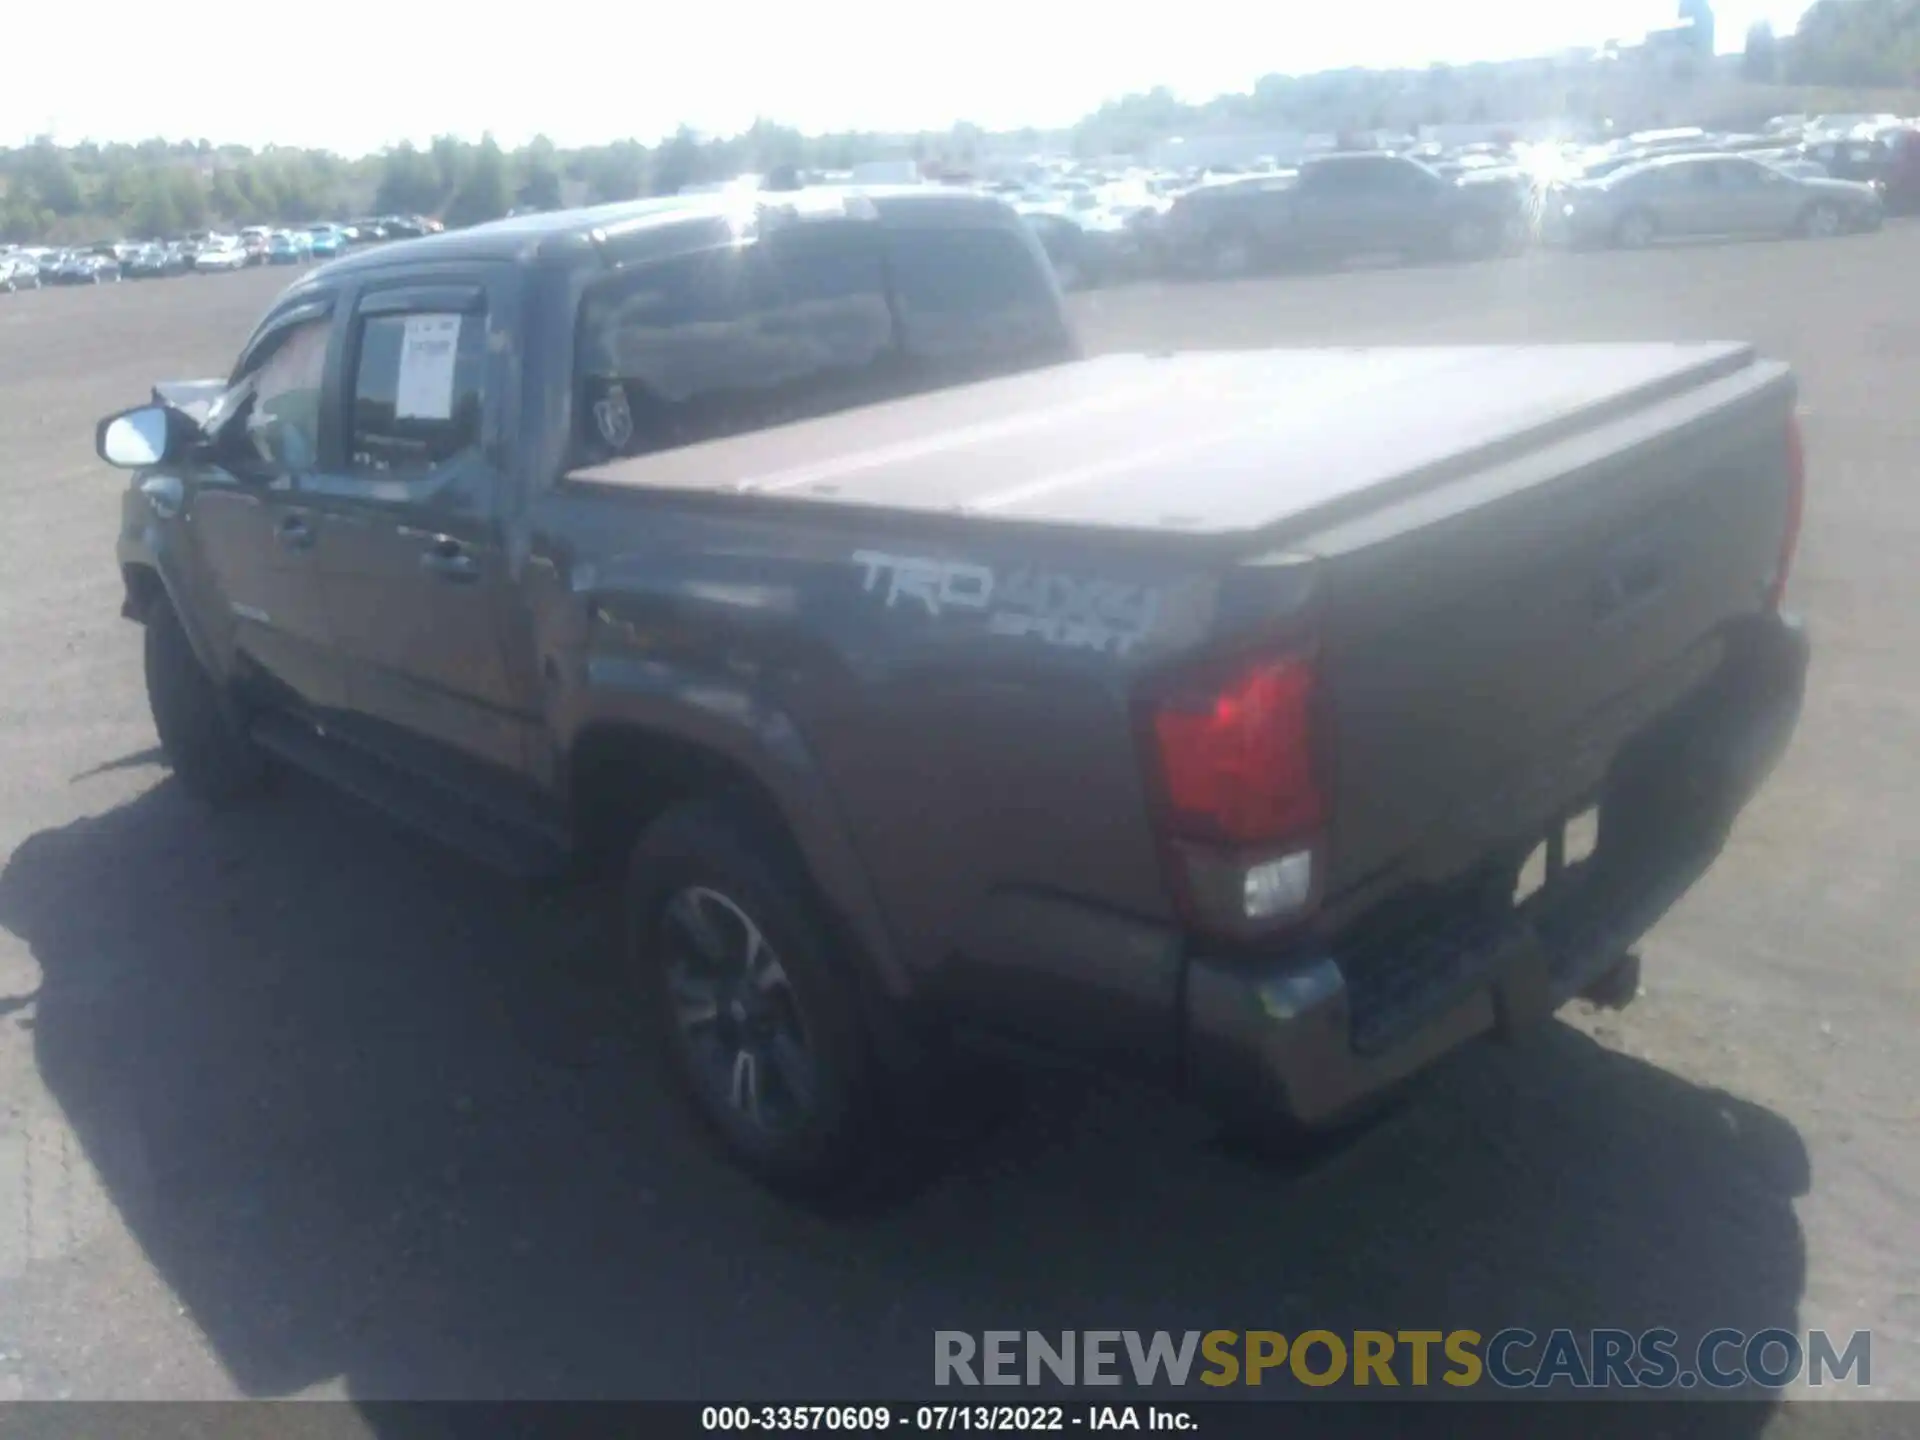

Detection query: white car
xmin=193 ymin=241 xmax=248 ymax=273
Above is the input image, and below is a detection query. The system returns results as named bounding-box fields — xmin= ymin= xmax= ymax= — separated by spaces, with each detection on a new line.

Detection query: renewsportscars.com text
xmin=934 ymin=1329 xmax=1872 ymax=1390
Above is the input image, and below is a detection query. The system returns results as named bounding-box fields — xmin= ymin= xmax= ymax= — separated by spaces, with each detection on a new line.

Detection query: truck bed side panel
xmin=532 ymin=497 xmax=1243 ymax=1071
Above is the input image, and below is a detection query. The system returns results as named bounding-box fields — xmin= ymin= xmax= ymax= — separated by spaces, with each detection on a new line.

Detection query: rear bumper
xmin=1183 ymin=610 xmax=1809 ymax=1128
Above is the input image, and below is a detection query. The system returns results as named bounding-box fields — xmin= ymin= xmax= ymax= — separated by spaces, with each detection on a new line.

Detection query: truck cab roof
xmin=309 ymin=184 xmax=1017 ymax=280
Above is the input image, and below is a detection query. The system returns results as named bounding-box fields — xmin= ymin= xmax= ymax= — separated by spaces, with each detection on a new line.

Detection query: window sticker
xmin=593 ymin=382 xmax=635 ymax=450
xmin=393 ymin=314 xmax=462 ymax=420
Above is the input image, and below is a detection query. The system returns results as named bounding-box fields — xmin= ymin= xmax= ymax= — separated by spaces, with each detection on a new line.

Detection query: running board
xmin=249 ymin=712 xmax=572 ymax=880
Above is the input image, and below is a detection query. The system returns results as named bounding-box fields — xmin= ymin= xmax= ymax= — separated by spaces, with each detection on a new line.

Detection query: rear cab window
xmin=572 ymin=204 xmax=1073 ymax=465
xmin=880 ymin=225 xmax=1066 ymax=369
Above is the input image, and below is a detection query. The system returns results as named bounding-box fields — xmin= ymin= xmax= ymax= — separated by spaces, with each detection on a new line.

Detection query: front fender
xmin=116 ymin=473 xmax=228 ymax=680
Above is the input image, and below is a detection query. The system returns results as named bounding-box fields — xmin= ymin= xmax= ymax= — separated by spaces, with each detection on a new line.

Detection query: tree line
xmin=1768 ymin=0 xmax=1920 ymax=87
xmin=0 ymin=122 xmax=1020 ymax=245
xmin=5 ymin=4 xmax=1917 ymax=246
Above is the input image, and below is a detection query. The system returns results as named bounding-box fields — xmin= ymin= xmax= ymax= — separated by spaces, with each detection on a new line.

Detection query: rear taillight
xmin=1770 ymin=412 xmax=1806 ymax=610
xmin=1153 ymin=658 xmax=1323 ymax=842
xmin=1145 ymin=652 xmax=1327 ymax=937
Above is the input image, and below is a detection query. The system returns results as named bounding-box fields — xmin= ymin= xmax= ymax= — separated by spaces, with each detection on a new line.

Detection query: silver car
xmin=1544 ymin=153 xmax=1882 ymax=249
xmin=0 ymin=253 xmax=42 ymax=291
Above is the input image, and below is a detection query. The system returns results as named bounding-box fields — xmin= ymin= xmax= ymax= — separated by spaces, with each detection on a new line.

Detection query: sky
xmin=8 ymin=0 xmax=1820 ymax=155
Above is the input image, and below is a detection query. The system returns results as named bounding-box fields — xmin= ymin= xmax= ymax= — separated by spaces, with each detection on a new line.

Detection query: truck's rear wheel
xmin=627 ymin=795 xmax=878 ymax=1199
xmin=143 ymin=599 xmax=268 ymax=805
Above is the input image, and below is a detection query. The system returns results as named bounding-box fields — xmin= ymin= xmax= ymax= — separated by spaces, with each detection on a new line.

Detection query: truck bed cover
xmin=568 ymin=344 xmax=1769 ymax=538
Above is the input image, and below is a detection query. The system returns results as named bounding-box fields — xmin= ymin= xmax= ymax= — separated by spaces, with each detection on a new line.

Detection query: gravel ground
xmin=0 ymin=235 xmax=1913 ymax=1415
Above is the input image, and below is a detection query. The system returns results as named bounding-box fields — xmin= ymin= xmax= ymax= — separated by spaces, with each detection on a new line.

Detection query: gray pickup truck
xmin=97 ymin=185 xmax=1809 ymax=1197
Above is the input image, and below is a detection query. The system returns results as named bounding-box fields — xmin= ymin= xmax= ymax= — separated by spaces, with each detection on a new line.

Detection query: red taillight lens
xmin=1770 ymin=413 xmax=1806 ymax=610
xmin=1151 ymin=655 xmax=1324 ymax=845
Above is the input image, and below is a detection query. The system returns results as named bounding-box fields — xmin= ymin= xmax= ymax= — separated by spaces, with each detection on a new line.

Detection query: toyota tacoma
xmin=96 ymin=184 xmax=1810 ymax=1195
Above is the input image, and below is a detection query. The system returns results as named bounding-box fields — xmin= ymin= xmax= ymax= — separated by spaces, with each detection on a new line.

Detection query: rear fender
xmin=555 ymin=665 xmax=907 ymax=1009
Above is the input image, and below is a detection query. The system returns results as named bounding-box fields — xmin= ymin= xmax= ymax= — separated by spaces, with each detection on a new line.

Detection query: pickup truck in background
xmin=1159 ymin=150 xmax=1533 ymax=277
xmin=97 ymin=184 xmax=1809 ymax=1198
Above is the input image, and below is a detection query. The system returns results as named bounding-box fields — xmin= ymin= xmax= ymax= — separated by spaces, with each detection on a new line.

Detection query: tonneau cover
xmin=568 ymin=345 xmax=1762 ymax=536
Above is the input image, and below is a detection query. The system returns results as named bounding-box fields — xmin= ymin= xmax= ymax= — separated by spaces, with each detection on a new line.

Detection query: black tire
xmin=144 ymin=599 xmax=268 ymax=805
xmin=1613 ymin=208 xmax=1657 ymax=250
xmin=1204 ymin=225 xmax=1259 ymax=279
xmin=1798 ymin=201 xmax=1843 ymax=239
xmin=627 ymin=795 xmax=879 ymax=1198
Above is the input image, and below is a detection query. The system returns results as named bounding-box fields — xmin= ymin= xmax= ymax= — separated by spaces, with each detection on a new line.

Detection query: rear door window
xmin=347 ymin=308 xmax=489 ymax=477
xmin=580 ymin=247 xmax=781 ymax=407
xmin=576 ymin=228 xmax=894 ymax=460
xmin=880 ymin=225 xmax=1069 ymax=368
xmin=762 ymin=225 xmax=894 ymax=376
xmin=575 ymin=219 xmax=1068 ymax=462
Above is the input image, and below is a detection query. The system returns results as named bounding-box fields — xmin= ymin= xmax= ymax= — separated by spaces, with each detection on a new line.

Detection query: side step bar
xmin=249 ymin=712 xmax=572 ymax=880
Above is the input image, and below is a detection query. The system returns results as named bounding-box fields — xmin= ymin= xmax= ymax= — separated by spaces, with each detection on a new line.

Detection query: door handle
xmin=418 ymin=535 xmax=481 ymax=583
xmin=275 ymin=513 xmax=314 ymax=551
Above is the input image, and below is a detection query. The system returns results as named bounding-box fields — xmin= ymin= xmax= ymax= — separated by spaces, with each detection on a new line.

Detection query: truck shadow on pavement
xmin=0 ymin=770 xmax=1811 ymax=1413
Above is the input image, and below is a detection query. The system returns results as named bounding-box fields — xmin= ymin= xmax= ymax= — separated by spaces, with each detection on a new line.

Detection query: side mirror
xmin=96 ymin=404 xmax=196 ymax=470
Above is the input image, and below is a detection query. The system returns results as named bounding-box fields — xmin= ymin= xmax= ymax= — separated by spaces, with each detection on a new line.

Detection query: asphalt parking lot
xmin=0 ymin=234 xmax=1915 ymax=1412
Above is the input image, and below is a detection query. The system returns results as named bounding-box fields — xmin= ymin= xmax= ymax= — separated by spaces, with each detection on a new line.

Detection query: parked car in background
xmin=1803 ymin=127 xmax=1920 ymax=213
xmin=124 ymin=243 xmax=181 ymax=279
xmin=306 ymin=225 xmax=346 ymax=258
xmin=1768 ymin=158 xmax=1833 ymax=182
xmin=51 ymin=251 xmax=122 ymax=284
xmin=1 ymin=253 xmax=41 ymax=291
xmin=1875 ymin=127 xmax=1920 ymax=213
xmin=1804 ymin=112 xmax=1902 ymax=139
xmin=1801 ymin=134 xmax=1893 ymax=188
xmin=1619 ymin=126 xmax=1716 ymax=156
xmin=1162 ymin=151 xmax=1528 ymax=277
xmin=193 ymin=238 xmax=249 ymax=273
xmin=266 ymin=231 xmax=305 ymax=264
xmin=1017 ymin=209 xmax=1112 ymax=290
xmin=1542 ymin=152 xmax=1882 ymax=249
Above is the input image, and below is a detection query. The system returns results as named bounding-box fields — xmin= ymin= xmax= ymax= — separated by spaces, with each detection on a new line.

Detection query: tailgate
xmin=1296 ymin=352 xmax=1798 ymax=913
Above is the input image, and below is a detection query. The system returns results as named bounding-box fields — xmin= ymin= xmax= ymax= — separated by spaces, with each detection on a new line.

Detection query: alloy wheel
xmin=659 ymin=885 xmax=818 ymax=1136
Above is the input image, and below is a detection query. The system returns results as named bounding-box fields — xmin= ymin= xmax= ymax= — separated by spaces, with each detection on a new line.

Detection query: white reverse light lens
xmin=1243 ymin=850 xmax=1314 ymax=920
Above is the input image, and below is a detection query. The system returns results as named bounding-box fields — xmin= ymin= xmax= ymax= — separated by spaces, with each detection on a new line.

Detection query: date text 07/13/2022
xmin=700 ymin=1405 xmax=1190 ymax=1432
